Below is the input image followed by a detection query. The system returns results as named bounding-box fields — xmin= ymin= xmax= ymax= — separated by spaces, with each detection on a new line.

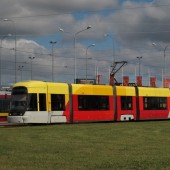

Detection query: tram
xmin=0 ymin=90 xmax=11 ymax=122
xmin=8 ymin=80 xmax=170 ymax=124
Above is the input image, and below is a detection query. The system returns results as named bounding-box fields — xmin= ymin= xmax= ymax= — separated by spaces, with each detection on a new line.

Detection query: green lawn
xmin=0 ymin=121 xmax=170 ymax=170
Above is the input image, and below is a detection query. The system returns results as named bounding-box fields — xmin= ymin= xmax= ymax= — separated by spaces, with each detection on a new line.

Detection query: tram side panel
xmin=138 ymin=87 xmax=170 ymax=120
xmin=71 ymin=84 xmax=114 ymax=123
xmin=47 ymin=83 xmax=71 ymax=123
xmin=115 ymin=86 xmax=137 ymax=121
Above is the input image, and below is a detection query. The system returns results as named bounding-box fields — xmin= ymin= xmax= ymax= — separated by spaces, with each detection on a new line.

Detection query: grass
xmin=0 ymin=121 xmax=170 ymax=170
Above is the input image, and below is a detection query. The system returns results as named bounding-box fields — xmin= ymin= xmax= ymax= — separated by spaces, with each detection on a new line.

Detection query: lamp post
xmin=3 ymin=19 xmax=17 ymax=83
xmin=29 ymin=56 xmax=35 ymax=80
xmin=49 ymin=41 xmax=57 ymax=82
xmin=137 ymin=56 xmax=142 ymax=76
xmin=104 ymin=33 xmax=115 ymax=62
xmin=0 ymin=34 xmax=12 ymax=86
xmin=18 ymin=65 xmax=24 ymax=81
xmin=86 ymin=44 xmax=95 ymax=82
xmin=152 ymin=43 xmax=170 ymax=79
xmin=74 ymin=26 xmax=92 ymax=83
xmin=59 ymin=28 xmax=64 ymax=32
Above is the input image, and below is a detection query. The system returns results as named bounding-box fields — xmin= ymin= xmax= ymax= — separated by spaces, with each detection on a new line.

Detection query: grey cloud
xmin=19 ymin=0 xmax=118 ymax=12
xmin=1 ymin=0 xmax=170 ymax=85
xmin=111 ymin=0 xmax=170 ymax=46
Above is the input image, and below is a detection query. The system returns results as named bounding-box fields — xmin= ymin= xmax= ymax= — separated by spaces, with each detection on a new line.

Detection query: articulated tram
xmin=8 ymin=80 xmax=170 ymax=124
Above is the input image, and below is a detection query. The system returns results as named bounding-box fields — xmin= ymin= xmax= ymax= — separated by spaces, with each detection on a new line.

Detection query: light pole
xmin=29 ymin=56 xmax=35 ymax=80
xmin=49 ymin=41 xmax=57 ymax=82
xmin=104 ymin=33 xmax=115 ymax=62
xmin=3 ymin=19 xmax=17 ymax=83
xmin=74 ymin=26 xmax=92 ymax=83
xmin=137 ymin=56 xmax=142 ymax=76
xmin=18 ymin=65 xmax=24 ymax=81
xmin=86 ymin=44 xmax=95 ymax=82
xmin=152 ymin=43 xmax=170 ymax=79
xmin=59 ymin=28 xmax=64 ymax=32
xmin=0 ymin=34 xmax=12 ymax=86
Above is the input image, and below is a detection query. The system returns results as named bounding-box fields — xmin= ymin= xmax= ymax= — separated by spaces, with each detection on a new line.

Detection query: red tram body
xmin=0 ymin=90 xmax=11 ymax=122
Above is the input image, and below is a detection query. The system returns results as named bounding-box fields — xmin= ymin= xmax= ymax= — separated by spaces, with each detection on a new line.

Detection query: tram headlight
xmin=20 ymin=113 xmax=24 ymax=116
xmin=8 ymin=112 xmax=24 ymax=116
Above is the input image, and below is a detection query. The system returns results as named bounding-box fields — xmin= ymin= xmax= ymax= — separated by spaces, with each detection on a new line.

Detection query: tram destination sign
xmin=75 ymin=79 xmax=96 ymax=84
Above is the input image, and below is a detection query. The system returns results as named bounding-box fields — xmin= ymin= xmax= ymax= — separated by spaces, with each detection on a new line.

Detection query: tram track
xmin=0 ymin=122 xmax=25 ymax=128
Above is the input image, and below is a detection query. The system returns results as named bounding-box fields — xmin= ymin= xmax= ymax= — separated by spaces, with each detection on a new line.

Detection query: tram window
xmin=143 ymin=97 xmax=167 ymax=110
xmin=39 ymin=94 xmax=46 ymax=111
xmin=3 ymin=100 xmax=10 ymax=112
xmin=0 ymin=100 xmax=3 ymax=112
xmin=0 ymin=99 xmax=10 ymax=112
xmin=51 ymin=94 xmax=65 ymax=111
xmin=12 ymin=87 xmax=27 ymax=95
xmin=121 ymin=96 xmax=132 ymax=110
xmin=78 ymin=95 xmax=109 ymax=111
xmin=28 ymin=94 xmax=38 ymax=111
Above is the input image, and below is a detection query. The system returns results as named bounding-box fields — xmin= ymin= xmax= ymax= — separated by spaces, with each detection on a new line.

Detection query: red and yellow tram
xmin=8 ymin=80 xmax=170 ymax=124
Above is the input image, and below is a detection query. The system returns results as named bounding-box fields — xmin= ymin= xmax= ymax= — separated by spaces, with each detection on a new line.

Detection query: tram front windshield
xmin=10 ymin=87 xmax=28 ymax=116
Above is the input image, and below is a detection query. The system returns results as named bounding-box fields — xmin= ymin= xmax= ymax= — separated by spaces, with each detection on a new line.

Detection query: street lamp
xmin=3 ymin=19 xmax=17 ymax=83
xmin=74 ymin=26 xmax=92 ymax=83
xmin=86 ymin=44 xmax=95 ymax=82
xmin=18 ymin=65 xmax=24 ymax=81
xmin=59 ymin=28 xmax=64 ymax=32
xmin=0 ymin=34 xmax=12 ymax=86
xmin=49 ymin=41 xmax=57 ymax=82
xmin=137 ymin=56 xmax=142 ymax=76
xmin=104 ymin=33 xmax=115 ymax=62
xmin=29 ymin=56 xmax=35 ymax=80
xmin=152 ymin=43 xmax=170 ymax=79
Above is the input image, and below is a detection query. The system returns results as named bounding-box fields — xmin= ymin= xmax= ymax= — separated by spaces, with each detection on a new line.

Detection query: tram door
xmin=50 ymin=94 xmax=67 ymax=123
xmin=29 ymin=93 xmax=47 ymax=123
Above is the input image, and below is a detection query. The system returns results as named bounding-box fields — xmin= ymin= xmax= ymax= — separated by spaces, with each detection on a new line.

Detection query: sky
xmin=0 ymin=0 xmax=170 ymax=86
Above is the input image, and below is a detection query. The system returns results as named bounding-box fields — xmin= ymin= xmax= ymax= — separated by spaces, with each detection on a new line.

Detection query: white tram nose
xmin=8 ymin=116 xmax=28 ymax=123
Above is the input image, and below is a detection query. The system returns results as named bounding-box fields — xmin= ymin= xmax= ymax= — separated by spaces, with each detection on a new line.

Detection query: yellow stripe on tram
xmin=0 ymin=113 xmax=8 ymax=117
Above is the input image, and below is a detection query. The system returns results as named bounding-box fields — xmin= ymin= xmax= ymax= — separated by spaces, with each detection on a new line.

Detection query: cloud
xmin=0 ymin=0 xmax=170 ymax=86
xmin=19 ymin=0 xmax=118 ymax=12
xmin=0 ymin=0 xmax=118 ymax=35
xmin=111 ymin=0 xmax=170 ymax=44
